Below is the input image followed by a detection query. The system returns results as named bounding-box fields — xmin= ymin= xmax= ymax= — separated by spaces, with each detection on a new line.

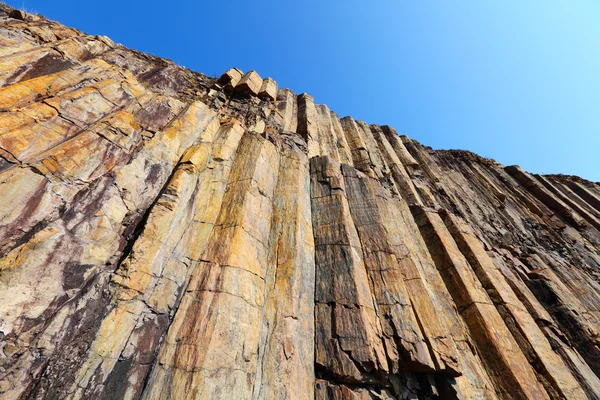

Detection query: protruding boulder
xmin=297 ymin=93 xmax=320 ymax=157
xmin=9 ymin=9 xmax=40 ymax=22
xmin=258 ymin=77 xmax=278 ymax=101
xmin=216 ymin=67 xmax=243 ymax=91
xmin=275 ymin=88 xmax=298 ymax=132
xmin=233 ymin=70 xmax=263 ymax=96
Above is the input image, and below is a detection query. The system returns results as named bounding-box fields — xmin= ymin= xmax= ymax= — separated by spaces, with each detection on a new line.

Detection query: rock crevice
xmin=1 ymin=5 xmax=600 ymax=399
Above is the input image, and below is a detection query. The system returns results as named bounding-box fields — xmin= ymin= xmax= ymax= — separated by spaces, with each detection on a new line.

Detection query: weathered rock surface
xmin=1 ymin=5 xmax=600 ymax=399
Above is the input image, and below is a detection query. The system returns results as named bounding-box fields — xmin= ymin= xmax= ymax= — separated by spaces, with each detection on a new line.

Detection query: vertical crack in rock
xmin=411 ymin=205 xmax=550 ymax=399
xmin=255 ymin=138 xmax=315 ymax=400
xmin=141 ymin=132 xmax=280 ymax=399
xmin=1 ymin=5 xmax=600 ymax=399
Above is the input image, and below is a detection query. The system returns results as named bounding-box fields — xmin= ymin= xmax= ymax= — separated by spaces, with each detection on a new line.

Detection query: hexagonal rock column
xmin=234 ymin=70 xmax=263 ymax=96
xmin=258 ymin=77 xmax=278 ymax=101
xmin=216 ymin=67 xmax=243 ymax=91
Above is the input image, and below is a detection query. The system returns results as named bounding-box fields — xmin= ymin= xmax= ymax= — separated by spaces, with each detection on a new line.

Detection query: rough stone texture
xmin=234 ymin=70 xmax=263 ymax=97
xmin=1 ymin=6 xmax=600 ymax=399
xmin=216 ymin=67 xmax=243 ymax=92
xmin=259 ymin=77 xmax=278 ymax=101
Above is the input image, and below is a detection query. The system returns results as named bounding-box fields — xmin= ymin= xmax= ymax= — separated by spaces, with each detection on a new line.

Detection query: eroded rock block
xmin=233 ymin=70 xmax=262 ymax=96
xmin=258 ymin=77 xmax=278 ymax=101
xmin=0 ymin=5 xmax=599 ymax=400
xmin=216 ymin=67 xmax=243 ymax=91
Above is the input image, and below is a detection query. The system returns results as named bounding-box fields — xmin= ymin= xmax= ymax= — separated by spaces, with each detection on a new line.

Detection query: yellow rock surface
xmin=1 ymin=5 xmax=600 ymax=399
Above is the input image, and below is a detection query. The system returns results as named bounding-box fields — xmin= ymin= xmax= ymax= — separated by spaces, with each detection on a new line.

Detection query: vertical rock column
xmin=370 ymin=124 xmax=422 ymax=206
xmin=565 ymin=180 xmax=600 ymax=213
xmin=61 ymin=120 xmax=244 ymax=399
xmin=340 ymin=116 xmax=375 ymax=177
xmin=380 ymin=125 xmax=419 ymax=169
xmin=412 ymin=206 xmax=550 ymax=399
xmin=535 ymin=174 xmax=600 ymax=230
xmin=329 ymin=111 xmax=354 ymax=166
xmin=440 ymin=209 xmax=588 ymax=399
xmin=310 ymin=156 xmax=391 ymax=397
xmin=340 ymin=167 xmax=437 ymax=375
xmin=340 ymin=116 xmax=391 ymax=179
xmin=234 ymin=70 xmax=263 ymax=96
xmin=354 ymin=120 xmax=389 ymax=179
xmin=505 ymin=166 xmax=586 ymax=229
xmin=0 ymin=100 xmax=216 ymax=399
xmin=315 ymin=104 xmax=341 ymax=162
xmin=377 ymin=192 xmax=498 ymax=399
xmin=297 ymin=93 xmax=321 ymax=157
xmin=522 ymin=253 xmax=600 ymax=379
xmin=275 ymin=88 xmax=298 ymax=133
xmin=257 ymin=140 xmax=315 ymax=399
xmin=143 ymin=133 xmax=280 ymax=400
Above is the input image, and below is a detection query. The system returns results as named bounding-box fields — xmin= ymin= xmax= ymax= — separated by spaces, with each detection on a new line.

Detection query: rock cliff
xmin=1 ymin=6 xmax=600 ymax=399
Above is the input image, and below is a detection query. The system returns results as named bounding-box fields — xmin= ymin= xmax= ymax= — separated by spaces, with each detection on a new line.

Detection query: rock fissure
xmin=1 ymin=5 xmax=599 ymax=399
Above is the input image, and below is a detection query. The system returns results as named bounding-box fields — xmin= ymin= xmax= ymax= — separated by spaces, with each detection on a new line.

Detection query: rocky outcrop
xmin=1 ymin=5 xmax=600 ymax=399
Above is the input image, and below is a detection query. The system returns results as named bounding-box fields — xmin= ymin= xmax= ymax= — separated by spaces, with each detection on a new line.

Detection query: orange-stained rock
xmin=258 ymin=77 xmax=278 ymax=101
xmin=217 ymin=67 xmax=243 ymax=90
xmin=234 ymin=70 xmax=263 ymax=96
xmin=1 ymin=4 xmax=599 ymax=399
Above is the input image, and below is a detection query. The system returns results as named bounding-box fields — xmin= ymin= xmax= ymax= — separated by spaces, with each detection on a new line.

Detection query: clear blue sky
xmin=11 ymin=1 xmax=600 ymax=181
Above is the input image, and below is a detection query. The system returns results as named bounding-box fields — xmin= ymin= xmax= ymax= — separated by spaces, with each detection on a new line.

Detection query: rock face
xmin=1 ymin=5 xmax=600 ymax=399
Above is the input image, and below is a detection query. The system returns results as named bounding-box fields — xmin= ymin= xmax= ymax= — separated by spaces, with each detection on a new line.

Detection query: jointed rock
xmin=1 ymin=4 xmax=600 ymax=399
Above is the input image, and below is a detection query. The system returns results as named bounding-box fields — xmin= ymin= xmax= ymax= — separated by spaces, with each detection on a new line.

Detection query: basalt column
xmin=1 ymin=6 xmax=600 ymax=399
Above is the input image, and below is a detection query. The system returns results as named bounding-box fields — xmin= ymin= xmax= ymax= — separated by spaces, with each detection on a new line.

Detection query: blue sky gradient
xmin=10 ymin=1 xmax=600 ymax=181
